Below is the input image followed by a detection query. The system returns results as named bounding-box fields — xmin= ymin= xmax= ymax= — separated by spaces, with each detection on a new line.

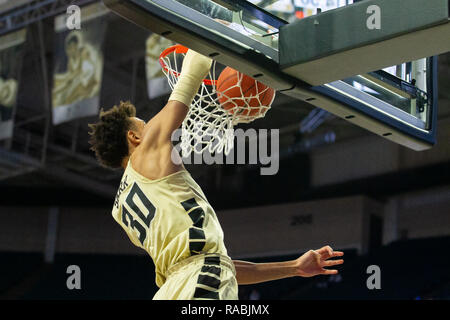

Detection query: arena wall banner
xmin=145 ymin=33 xmax=174 ymax=99
xmin=52 ymin=3 xmax=108 ymax=125
xmin=0 ymin=29 xmax=26 ymax=141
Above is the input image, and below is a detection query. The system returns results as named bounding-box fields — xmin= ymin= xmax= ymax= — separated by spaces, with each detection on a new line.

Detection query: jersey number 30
xmin=121 ymin=183 xmax=155 ymax=245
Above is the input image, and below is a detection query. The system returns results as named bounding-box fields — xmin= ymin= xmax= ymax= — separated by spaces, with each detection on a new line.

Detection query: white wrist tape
xmin=169 ymin=49 xmax=212 ymax=107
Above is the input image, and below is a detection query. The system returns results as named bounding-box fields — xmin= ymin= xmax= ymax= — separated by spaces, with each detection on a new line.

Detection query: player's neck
xmin=122 ymin=143 xmax=138 ymax=169
xmin=121 ymin=155 xmax=130 ymax=170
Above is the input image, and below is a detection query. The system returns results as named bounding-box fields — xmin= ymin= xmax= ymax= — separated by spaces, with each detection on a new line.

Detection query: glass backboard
xmin=103 ymin=0 xmax=440 ymax=150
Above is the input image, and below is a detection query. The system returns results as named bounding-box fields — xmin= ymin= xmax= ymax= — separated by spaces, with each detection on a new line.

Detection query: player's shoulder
xmin=133 ymin=140 xmax=178 ymax=175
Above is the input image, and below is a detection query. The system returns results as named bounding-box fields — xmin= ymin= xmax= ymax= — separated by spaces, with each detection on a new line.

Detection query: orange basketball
xmin=216 ymin=67 xmax=275 ymax=117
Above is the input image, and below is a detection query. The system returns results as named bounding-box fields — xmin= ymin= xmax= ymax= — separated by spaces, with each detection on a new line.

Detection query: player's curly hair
xmin=88 ymin=101 xmax=137 ymax=169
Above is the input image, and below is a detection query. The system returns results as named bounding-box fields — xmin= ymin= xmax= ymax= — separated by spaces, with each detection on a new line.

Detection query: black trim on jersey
xmin=204 ymin=256 xmax=221 ymax=266
xmin=190 ymin=241 xmax=206 ymax=254
xmin=188 ymin=208 xmax=205 ymax=228
xmin=201 ymin=265 xmax=222 ymax=277
xmin=193 ymin=287 xmax=219 ymax=300
xmin=197 ymin=274 xmax=221 ymax=289
xmin=180 ymin=197 xmax=206 ymax=255
xmin=189 ymin=228 xmax=205 ymax=240
xmin=193 ymin=255 xmax=222 ymax=300
xmin=180 ymin=197 xmax=199 ymax=212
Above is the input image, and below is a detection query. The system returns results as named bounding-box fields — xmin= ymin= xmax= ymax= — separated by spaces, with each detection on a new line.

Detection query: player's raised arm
xmin=141 ymin=49 xmax=212 ymax=149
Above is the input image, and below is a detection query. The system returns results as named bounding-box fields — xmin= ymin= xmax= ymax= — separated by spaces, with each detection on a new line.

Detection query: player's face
xmin=66 ymin=42 xmax=78 ymax=57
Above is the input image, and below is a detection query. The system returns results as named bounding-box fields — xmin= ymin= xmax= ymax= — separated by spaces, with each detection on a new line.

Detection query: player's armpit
xmin=140 ymin=100 xmax=188 ymax=151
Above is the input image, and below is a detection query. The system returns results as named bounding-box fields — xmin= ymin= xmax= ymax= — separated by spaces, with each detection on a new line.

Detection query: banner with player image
xmin=0 ymin=29 xmax=26 ymax=141
xmin=52 ymin=3 xmax=108 ymax=125
xmin=145 ymin=33 xmax=174 ymax=99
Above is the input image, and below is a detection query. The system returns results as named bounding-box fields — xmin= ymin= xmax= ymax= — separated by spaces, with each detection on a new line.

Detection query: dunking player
xmin=88 ymin=49 xmax=344 ymax=300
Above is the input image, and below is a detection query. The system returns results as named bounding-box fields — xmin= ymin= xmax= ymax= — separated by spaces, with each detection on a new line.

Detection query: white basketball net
xmin=160 ymin=45 xmax=274 ymax=157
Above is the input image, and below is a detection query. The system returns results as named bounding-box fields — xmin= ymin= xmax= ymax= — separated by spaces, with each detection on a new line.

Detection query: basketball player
xmin=88 ymin=49 xmax=344 ymax=300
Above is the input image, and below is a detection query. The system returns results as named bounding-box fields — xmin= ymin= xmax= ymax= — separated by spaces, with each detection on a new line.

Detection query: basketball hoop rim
xmin=159 ymin=44 xmax=217 ymax=86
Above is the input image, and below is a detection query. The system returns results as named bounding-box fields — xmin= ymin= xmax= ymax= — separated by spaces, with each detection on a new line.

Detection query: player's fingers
xmin=326 ymin=249 xmax=333 ymax=258
xmin=323 ymin=259 xmax=344 ymax=267
xmin=317 ymin=245 xmax=333 ymax=257
xmin=321 ymin=269 xmax=339 ymax=275
xmin=332 ymin=251 xmax=344 ymax=257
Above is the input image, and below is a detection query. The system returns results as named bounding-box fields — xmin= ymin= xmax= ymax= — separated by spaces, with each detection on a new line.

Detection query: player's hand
xmin=294 ymin=245 xmax=344 ymax=277
xmin=181 ymin=49 xmax=212 ymax=81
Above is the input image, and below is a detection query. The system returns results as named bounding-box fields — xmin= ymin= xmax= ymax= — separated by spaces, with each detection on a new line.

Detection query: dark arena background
xmin=0 ymin=0 xmax=450 ymax=302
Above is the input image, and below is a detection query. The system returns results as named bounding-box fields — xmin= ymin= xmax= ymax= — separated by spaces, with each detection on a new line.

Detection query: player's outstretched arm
xmin=141 ymin=49 xmax=212 ymax=149
xmin=233 ymin=246 xmax=344 ymax=285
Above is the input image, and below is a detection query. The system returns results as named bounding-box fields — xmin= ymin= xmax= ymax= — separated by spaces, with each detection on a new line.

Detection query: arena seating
xmin=0 ymin=252 xmax=43 ymax=298
xmin=22 ymin=253 xmax=159 ymax=300
xmin=2 ymin=236 xmax=449 ymax=299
